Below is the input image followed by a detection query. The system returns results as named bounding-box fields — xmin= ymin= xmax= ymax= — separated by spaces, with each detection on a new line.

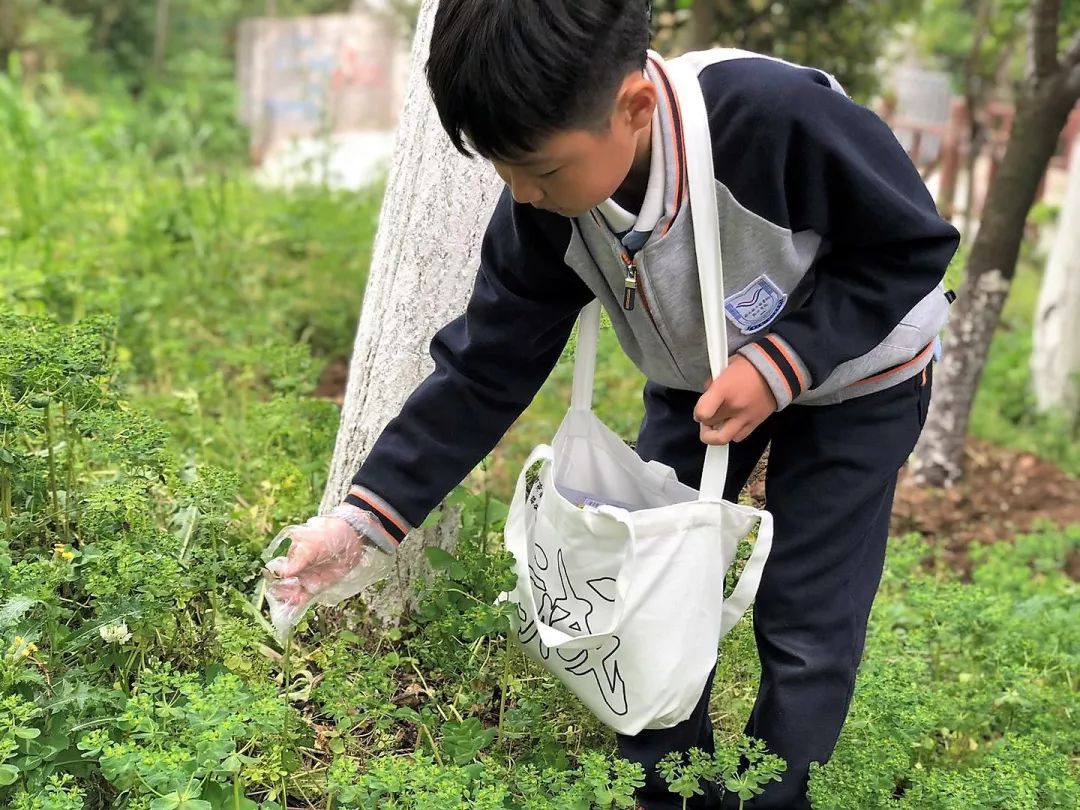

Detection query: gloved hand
xmin=261 ymin=504 xmax=394 ymax=641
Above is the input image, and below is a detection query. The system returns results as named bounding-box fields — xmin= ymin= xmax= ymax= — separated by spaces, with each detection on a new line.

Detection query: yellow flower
xmin=6 ymin=637 xmax=37 ymax=661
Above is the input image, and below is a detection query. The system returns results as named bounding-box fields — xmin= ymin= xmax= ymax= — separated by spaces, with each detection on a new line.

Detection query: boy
xmin=277 ymin=1 xmax=960 ymax=807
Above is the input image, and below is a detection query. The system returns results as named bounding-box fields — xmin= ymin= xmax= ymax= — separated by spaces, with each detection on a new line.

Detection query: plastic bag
xmin=261 ymin=513 xmax=393 ymax=641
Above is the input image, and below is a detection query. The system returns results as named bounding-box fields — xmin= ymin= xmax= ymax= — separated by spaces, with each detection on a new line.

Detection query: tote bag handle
xmin=666 ymin=58 xmax=731 ymax=502
xmin=568 ymin=58 xmax=732 ymax=501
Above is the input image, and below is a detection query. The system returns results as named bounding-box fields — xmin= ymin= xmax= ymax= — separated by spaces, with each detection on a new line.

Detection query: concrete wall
xmin=237 ymin=13 xmax=408 ymax=162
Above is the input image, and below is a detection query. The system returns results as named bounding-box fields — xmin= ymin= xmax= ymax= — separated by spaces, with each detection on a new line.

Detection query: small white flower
xmin=99 ymin=622 xmax=132 ymax=644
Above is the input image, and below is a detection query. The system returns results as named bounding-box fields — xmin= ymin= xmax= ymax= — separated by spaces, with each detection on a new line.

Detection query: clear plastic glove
xmin=261 ymin=505 xmax=394 ymax=641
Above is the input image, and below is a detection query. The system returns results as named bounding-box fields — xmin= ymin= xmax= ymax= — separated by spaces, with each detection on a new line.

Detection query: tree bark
xmin=960 ymin=0 xmax=992 ymax=238
xmin=1028 ymin=0 xmax=1061 ymax=82
xmin=152 ymin=0 xmax=170 ymax=77
xmin=686 ymin=1 xmax=717 ymax=52
xmin=911 ymin=73 xmax=1079 ymax=486
xmin=1031 ymin=136 xmax=1080 ymax=418
xmin=320 ymin=0 xmax=503 ymax=623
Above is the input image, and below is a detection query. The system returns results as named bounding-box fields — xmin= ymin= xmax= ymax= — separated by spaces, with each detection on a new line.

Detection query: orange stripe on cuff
xmin=747 ymin=342 xmax=794 ymax=401
xmin=348 ymin=486 xmax=409 ymax=535
xmin=765 ymin=335 xmax=808 ymax=392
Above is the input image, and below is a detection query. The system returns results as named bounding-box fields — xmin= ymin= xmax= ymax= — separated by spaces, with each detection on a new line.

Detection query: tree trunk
xmin=684 ymin=1 xmax=717 ymax=52
xmin=319 ymin=0 xmax=503 ymax=623
xmin=1031 ymin=136 xmax=1080 ymax=419
xmin=152 ymin=0 xmax=170 ymax=77
xmin=960 ymin=0 xmax=992 ymax=239
xmin=911 ymin=79 xmax=1079 ymax=486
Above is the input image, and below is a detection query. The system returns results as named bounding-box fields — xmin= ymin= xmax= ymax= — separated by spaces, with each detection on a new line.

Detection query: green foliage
xmin=326 ymin=750 xmax=644 ymax=810
xmin=658 ymin=738 xmax=785 ymax=809
xmin=915 ymin=0 xmax=1080 ymax=95
xmin=2 ymin=2 xmax=358 ymax=162
xmin=652 ymin=0 xmax=921 ymax=101
xmin=807 ymin=529 xmax=1080 ymax=808
xmin=76 ymin=666 xmax=298 ymax=806
xmin=0 ymin=34 xmax=1076 ymax=810
xmin=11 ymin=773 xmax=87 ymax=810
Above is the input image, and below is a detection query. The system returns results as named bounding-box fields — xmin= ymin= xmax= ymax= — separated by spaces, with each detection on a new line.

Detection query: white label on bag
xmin=558 ymin=486 xmax=639 ymax=513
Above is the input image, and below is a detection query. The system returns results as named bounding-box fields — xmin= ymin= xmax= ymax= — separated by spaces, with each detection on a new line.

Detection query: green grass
xmin=0 ymin=73 xmax=1076 ymax=809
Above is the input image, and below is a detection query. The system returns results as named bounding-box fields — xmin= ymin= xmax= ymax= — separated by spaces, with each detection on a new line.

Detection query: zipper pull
xmin=622 ymin=256 xmax=637 ymax=311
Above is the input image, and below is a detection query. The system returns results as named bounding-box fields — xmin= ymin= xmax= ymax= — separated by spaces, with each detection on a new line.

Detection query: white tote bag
xmin=498 ymin=60 xmax=774 ymax=736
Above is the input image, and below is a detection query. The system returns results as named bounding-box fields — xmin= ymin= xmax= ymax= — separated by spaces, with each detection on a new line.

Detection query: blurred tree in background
xmin=651 ymin=0 xmax=922 ymax=100
xmin=912 ymin=0 xmax=1080 ymax=486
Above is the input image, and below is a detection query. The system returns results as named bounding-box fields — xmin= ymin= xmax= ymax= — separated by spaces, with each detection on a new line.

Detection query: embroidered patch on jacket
xmin=724 ymin=275 xmax=788 ymax=335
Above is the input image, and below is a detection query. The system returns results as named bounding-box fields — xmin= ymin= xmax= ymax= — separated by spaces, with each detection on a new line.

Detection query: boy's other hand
xmin=694 ymin=355 xmax=778 ymax=445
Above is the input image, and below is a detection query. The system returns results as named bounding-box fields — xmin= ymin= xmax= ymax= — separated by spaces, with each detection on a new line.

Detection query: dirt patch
xmin=890 ymin=436 xmax=1080 ymax=544
xmin=314 ymin=357 xmax=349 ymax=406
xmin=742 ymin=437 xmax=1080 ymax=578
xmin=889 ymin=437 xmax=1080 ymax=577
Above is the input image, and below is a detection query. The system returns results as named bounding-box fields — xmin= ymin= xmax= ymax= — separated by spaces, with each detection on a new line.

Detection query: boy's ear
xmin=616 ymin=73 xmax=657 ymax=132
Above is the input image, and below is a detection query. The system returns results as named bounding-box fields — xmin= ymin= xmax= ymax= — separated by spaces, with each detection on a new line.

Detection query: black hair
xmin=426 ymin=1 xmax=652 ymax=160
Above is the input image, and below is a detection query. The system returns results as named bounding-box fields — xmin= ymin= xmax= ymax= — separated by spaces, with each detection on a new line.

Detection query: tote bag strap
xmin=570 ymin=300 xmax=602 ymax=413
xmin=568 ymin=59 xmax=730 ymax=500
xmin=660 ymin=58 xmax=730 ymax=502
xmin=719 ymin=507 xmax=774 ymax=637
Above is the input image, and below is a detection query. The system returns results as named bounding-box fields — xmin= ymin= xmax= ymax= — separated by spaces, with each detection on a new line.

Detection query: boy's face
xmin=489 ymin=72 xmax=657 ymax=219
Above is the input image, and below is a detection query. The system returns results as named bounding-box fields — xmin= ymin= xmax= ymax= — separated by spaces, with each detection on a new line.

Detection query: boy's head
xmin=427 ymin=0 xmax=655 ymax=218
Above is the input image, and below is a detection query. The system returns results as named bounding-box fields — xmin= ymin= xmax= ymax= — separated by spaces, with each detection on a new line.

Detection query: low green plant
xmin=326 ymin=749 xmax=645 ymax=809
xmin=76 ymin=666 xmax=297 ymax=809
xmin=658 ymin=737 xmax=785 ymax=810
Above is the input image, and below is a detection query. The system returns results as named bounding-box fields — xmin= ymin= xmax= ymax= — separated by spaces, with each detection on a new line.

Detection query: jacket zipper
xmin=622 ymin=253 xmax=661 ymax=336
xmin=622 ymin=253 xmax=641 ymax=310
xmin=584 ymin=212 xmax=689 ymax=385
xmin=589 ymin=213 xmax=659 ymax=327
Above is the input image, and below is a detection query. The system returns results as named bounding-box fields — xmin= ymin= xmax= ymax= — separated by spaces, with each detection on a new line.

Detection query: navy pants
xmin=620 ymin=366 xmax=932 ymax=809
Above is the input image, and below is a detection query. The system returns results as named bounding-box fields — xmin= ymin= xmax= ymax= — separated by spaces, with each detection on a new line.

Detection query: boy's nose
xmin=509 ymin=177 xmax=544 ymax=206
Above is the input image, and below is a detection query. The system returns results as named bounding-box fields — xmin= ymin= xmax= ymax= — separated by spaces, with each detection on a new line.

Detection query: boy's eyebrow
xmin=502 ymin=154 xmax=558 ymax=167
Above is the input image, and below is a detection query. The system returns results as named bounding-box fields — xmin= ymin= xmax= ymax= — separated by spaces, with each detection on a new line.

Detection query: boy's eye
xmin=539 ymin=167 xmax=561 ymax=178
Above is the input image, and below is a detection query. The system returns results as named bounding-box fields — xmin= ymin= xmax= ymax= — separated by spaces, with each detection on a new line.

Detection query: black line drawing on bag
xmin=516 ymin=604 xmax=550 ymax=660
xmin=529 ymin=542 xmax=549 ymax=595
xmin=542 ymin=549 xmax=595 ymax=634
xmin=526 ymin=476 xmax=544 ymax=511
xmin=586 ymin=577 xmax=617 ymax=602
xmin=556 ymin=635 xmax=628 ymax=717
xmin=520 ymin=540 xmax=629 ymax=717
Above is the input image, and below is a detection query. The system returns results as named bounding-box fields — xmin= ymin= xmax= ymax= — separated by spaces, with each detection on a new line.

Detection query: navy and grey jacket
xmin=345 ymin=48 xmax=961 ymax=548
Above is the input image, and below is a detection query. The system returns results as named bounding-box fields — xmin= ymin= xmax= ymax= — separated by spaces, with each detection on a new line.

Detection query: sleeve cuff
xmin=737 ymin=334 xmax=812 ymax=411
xmin=343 ymin=485 xmax=412 ymax=549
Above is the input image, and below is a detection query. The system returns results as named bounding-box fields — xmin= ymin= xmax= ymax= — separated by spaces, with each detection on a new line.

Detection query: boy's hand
xmin=261 ymin=505 xmax=393 ymax=640
xmin=694 ymin=355 xmax=777 ymax=445
xmin=263 ymin=515 xmax=367 ymax=608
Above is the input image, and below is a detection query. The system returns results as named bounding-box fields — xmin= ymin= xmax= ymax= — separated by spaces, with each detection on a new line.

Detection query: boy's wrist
xmin=343 ymin=484 xmax=411 ymax=547
xmin=736 ymin=334 xmax=812 ymax=411
xmin=328 ymin=503 xmax=398 ymax=554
